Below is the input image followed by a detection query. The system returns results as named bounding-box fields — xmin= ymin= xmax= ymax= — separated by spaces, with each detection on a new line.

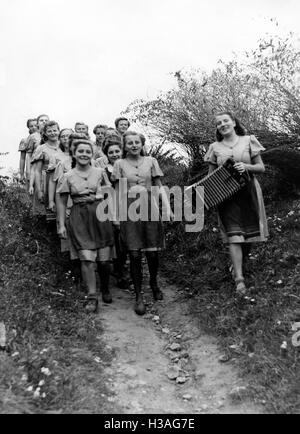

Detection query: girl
xmin=29 ymin=120 xmax=65 ymax=219
xmin=56 ymin=138 xmax=114 ymax=313
xmin=48 ymin=132 xmax=85 ymax=212
xmin=97 ymin=135 xmax=129 ymax=289
xmin=112 ymin=131 xmax=171 ymax=315
xmin=93 ymin=124 xmax=108 ymax=160
xmin=205 ymin=111 xmax=268 ymax=295
xmin=59 ymin=128 xmax=74 ymax=154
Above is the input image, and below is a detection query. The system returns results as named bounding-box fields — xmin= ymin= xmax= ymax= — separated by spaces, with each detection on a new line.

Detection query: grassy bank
xmin=0 ymin=183 xmax=114 ymax=414
xmin=161 ymin=194 xmax=300 ymax=413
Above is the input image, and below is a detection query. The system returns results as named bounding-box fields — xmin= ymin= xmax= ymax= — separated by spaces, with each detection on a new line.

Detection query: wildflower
xmin=11 ymin=352 xmax=19 ymax=358
xmin=38 ymin=380 xmax=45 ymax=387
xmin=287 ymin=211 xmax=295 ymax=216
xmin=40 ymin=348 xmax=48 ymax=355
xmin=42 ymin=393 xmax=46 ymax=399
xmin=41 ymin=367 xmax=51 ymax=376
xmin=276 ymin=280 xmax=283 ymax=285
xmin=212 ymin=227 xmax=218 ymax=232
xmin=94 ymin=357 xmax=101 ymax=364
xmin=33 ymin=387 xmax=41 ymax=399
xmin=26 ymin=386 xmax=33 ymax=392
xmin=21 ymin=374 xmax=28 ymax=382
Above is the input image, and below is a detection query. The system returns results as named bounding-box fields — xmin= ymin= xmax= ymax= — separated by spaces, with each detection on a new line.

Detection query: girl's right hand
xmin=58 ymin=225 xmax=67 ymax=239
xmin=37 ymin=191 xmax=44 ymax=203
xmin=29 ymin=186 xmax=34 ymax=195
xmin=48 ymin=201 xmax=56 ymax=212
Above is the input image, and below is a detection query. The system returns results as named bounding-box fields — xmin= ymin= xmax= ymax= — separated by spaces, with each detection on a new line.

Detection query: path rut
xmin=99 ymin=275 xmax=261 ymax=414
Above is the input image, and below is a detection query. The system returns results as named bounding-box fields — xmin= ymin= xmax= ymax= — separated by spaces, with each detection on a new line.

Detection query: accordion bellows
xmin=188 ymin=159 xmax=249 ymax=210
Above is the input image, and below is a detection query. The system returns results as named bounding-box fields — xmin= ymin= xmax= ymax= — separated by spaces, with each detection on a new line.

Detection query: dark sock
xmin=97 ymin=261 xmax=110 ymax=293
xmin=129 ymin=251 xmax=143 ymax=298
xmin=145 ymin=252 xmax=159 ymax=288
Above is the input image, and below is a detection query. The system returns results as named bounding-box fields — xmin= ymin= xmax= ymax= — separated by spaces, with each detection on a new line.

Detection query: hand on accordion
xmin=233 ymin=162 xmax=246 ymax=174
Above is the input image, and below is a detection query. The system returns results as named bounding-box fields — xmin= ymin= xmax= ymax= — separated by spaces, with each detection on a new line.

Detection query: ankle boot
xmin=98 ymin=261 xmax=112 ymax=303
xmin=146 ymin=252 xmax=163 ymax=301
xmin=129 ymin=252 xmax=146 ymax=315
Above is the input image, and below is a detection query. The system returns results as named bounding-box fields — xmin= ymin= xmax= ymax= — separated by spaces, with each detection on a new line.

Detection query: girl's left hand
xmin=233 ymin=162 xmax=246 ymax=174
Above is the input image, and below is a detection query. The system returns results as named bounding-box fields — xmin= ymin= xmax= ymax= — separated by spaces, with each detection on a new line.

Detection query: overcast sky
xmin=0 ymin=0 xmax=299 ymax=173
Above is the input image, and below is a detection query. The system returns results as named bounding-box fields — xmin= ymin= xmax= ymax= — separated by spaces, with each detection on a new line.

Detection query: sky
xmin=0 ymin=0 xmax=300 ymax=173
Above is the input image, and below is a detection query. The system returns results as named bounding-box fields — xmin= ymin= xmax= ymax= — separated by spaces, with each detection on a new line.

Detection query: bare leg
xmin=81 ymin=261 xmax=98 ymax=312
xmin=228 ymin=243 xmax=247 ymax=294
xmin=81 ymin=261 xmax=97 ymax=294
xmin=228 ymin=243 xmax=243 ymax=281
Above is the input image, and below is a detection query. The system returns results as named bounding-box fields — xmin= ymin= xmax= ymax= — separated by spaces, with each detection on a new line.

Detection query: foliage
xmin=124 ymin=32 xmax=300 ymax=170
xmin=161 ymin=199 xmax=300 ymax=414
xmin=0 ymin=185 xmax=114 ymax=413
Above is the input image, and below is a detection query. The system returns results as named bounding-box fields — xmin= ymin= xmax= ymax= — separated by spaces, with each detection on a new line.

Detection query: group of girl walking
xmin=18 ymin=110 xmax=268 ymax=314
xmin=19 ymin=116 xmax=167 ymax=315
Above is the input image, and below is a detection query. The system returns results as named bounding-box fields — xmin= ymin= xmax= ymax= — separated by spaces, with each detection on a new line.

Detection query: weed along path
xmin=99 ymin=276 xmax=262 ymax=414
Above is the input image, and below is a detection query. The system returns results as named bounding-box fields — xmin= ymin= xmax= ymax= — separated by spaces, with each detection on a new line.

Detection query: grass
xmin=0 ymin=182 xmax=114 ymax=414
xmin=161 ymin=195 xmax=300 ymax=414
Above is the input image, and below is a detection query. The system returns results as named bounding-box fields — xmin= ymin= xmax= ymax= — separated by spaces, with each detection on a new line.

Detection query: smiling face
xmin=124 ymin=134 xmax=143 ymax=157
xmin=74 ymin=143 xmax=93 ymax=166
xmin=107 ymin=144 xmax=122 ymax=165
xmin=45 ymin=125 xmax=59 ymax=142
xmin=117 ymin=120 xmax=130 ymax=135
xmin=215 ymin=113 xmax=236 ymax=137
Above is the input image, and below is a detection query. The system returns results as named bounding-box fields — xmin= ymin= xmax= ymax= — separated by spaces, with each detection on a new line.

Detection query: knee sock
xmin=145 ymin=251 xmax=159 ymax=288
xmin=129 ymin=251 xmax=143 ymax=296
xmin=97 ymin=261 xmax=110 ymax=293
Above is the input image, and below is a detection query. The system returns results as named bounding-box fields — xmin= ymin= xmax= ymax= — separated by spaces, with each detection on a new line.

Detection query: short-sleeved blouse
xmin=31 ymin=143 xmax=65 ymax=172
xmin=56 ymin=166 xmax=107 ymax=199
xmin=53 ymin=156 xmax=72 ymax=183
xmin=112 ymin=156 xmax=163 ymax=190
xmin=95 ymin=156 xmax=109 ymax=169
xmin=26 ymin=132 xmax=41 ymax=155
xmin=93 ymin=144 xmax=108 ymax=162
xmin=18 ymin=137 xmax=29 ymax=152
xmin=204 ymin=135 xmax=265 ymax=167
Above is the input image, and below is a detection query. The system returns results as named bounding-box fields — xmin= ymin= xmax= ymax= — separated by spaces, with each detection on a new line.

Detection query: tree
xmin=124 ymin=31 xmax=300 ymax=168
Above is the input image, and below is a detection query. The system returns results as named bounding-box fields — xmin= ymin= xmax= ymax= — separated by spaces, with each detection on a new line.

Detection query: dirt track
xmin=99 ymin=275 xmax=261 ymax=414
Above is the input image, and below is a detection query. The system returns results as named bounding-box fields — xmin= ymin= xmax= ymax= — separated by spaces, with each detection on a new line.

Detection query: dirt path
xmin=99 ymin=274 xmax=262 ymax=414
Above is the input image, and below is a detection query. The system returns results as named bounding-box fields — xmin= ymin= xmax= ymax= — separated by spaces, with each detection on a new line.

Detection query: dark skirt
xmin=218 ymin=178 xmax=260 ymax=241
xmin=120 ymin=194 xmax=165 ymax=251
xmin=68 ymin=200 xmax=114 ymax=251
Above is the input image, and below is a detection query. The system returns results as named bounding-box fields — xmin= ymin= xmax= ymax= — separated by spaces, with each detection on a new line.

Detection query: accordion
xmin=187 ymin=159 xmax=249 ymax=210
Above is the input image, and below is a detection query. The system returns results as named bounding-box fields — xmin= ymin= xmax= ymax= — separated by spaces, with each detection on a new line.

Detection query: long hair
xmin=42 ymin=120 xmax=60 ymax=143
xmin=215 ymin=111 xmax=246 ymax=142
xmin=71 ymin=138 xmax=94 ymax=169
xmin=123 ymin=131 xmax=146 ymax=157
